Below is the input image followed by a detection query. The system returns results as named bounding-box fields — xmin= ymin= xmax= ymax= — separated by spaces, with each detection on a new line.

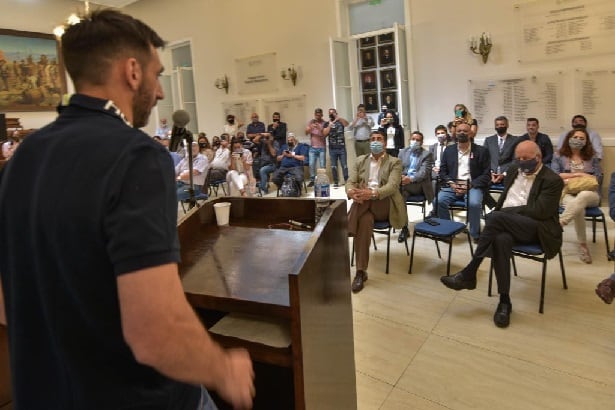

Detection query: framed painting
xmin=360 ymin=36 xmax=375 ymax=47
xmin=378 ymin=44 xmax=395 ymax=67
xmin=381 ymin=92 xmax=397 ymax=111
xmin=361 ymin=71 xmax=377 ymax=91
xmin=360 ymin=47 xmax=376 ymax=70
xmin=380 ymin=69 xmax=396 ymax=90
xmin=0 ymin=29 xmax=67 ymax=112
xmin=363 ymin=93 xmax=378 ymax=113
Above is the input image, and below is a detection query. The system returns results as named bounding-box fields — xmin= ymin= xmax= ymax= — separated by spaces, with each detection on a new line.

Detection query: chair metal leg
xmin=559 ymin=250 xmax=567 ymax=289
xmin=385 ymin=229 xmax=390 ymax=274
xmin=408 ymin=234 xmax=416 ymax=274
xmin=350 ymin=238 xmax=354 ymax=267
xmin=446 ymin=240 xmax=454 ymax=276
xmin=372 ymin=233 xmax=377 ymax=251
xmin=601 ymin=217 xmax=609 ymax=260
xmin=435 ymin=241 xmax=441 ymax=259
xmin=539 ymin=259 xmax=547 ymax=314
xmin=512 ymin=255 xmax=518 ymax=276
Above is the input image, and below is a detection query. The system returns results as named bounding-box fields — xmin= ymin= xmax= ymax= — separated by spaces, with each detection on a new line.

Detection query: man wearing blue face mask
xmin=396 ymin=131 xmax=434 ymax=242
xmin=440 ymin=140 xmax=563 ymax=328
xmin=346 ymin=131 xmax=408 ymax=293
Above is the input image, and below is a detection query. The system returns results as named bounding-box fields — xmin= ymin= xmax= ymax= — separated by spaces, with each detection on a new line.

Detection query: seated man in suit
xmin=347 ymin=131 xmax=408 ymax=293
xmin=271 ymin=132 xmax=309 ymax=192
xmin=436 ymin=122 xmax=491 ymax=242
xmin=483 ymin=115 xmax=519 ymax=208
xmin=441 ymin=141 xmax=563 ymax=328
xmin=396 ymin=131 xmax=434 ymax=242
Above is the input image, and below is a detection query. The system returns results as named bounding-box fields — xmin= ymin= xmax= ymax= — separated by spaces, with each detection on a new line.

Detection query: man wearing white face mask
xmin=396 ymin=131 xmax=434 ymax=242
xmin=346 ymin=131 xmax=407 ymax=293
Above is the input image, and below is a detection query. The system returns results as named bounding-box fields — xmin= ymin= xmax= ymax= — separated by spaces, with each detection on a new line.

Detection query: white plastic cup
xmin=213 ymin=202 xmax=231 ymax=226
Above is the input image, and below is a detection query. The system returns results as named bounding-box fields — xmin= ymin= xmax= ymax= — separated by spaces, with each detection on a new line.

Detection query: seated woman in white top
xmin=552 ymin=128 xmax=601 ymax=264
xmin=226 ymin=138 xmax=254 ymax=197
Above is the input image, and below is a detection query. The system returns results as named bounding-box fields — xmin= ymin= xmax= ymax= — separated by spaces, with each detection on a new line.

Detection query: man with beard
xmin=0 ymin=9 xmax=253 ymax=410
xmin=556 ymin=114 xmax=603 ymax=160
xmin=265 ymin=111 xmax=287 ymax=146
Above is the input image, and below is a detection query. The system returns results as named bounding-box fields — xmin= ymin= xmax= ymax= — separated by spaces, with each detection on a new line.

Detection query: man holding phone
xmin=323 ymin=108 xmax=349 ymax=187
xmin=272 ymin=132 xmax=309 ymax=192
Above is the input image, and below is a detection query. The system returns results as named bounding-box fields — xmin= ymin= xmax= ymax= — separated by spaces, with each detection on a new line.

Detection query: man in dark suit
xmin=483 ymin=115 xmax=519 ymax=208
xmin=441 ymin=140 xmax=563 ymax=328
xmin=396 ymin=131 xmax=433 ymax=242
xmin=437 ymin=122 xmax=491 ymax=241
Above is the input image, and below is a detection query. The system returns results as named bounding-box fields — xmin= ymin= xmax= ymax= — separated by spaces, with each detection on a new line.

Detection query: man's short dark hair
xmin=572 ymin=114 xmax=587 ymax=124
xmin=370 ymin=130 xmax=385 ymax=138
xmin=435 ymin=124 xmax=447 ymax=133
xmin=61 ymin=9 xmax=165 ymax=89
xmin=273 ymin=112 xmax=280 ymax=117
xmin=495 ymin=115 xmax=508 ymax=124
xmin=527 ymin=117 xmax=539 ymax=124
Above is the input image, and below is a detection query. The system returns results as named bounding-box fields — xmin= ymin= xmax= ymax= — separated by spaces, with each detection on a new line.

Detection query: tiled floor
xmin=194 ymin=184 xmax=615 ymax=409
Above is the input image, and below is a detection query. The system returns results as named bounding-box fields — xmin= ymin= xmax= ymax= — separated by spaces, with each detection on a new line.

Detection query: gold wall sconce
xmin=280 ymin=65 xmax=298 ymax=86
xmin=214 ymin=75 xmax=229 ymax=94
xmin=469 ymin=32 xmax=492 ymax=64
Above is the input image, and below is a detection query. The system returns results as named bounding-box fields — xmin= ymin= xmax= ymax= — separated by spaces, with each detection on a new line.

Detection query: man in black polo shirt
xmin=0 ymin=9 xmax=253 ymax=410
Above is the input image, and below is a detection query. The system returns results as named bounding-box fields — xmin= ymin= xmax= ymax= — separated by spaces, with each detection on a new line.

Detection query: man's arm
xmin=118 ymin=263 xmax=254 ymax=409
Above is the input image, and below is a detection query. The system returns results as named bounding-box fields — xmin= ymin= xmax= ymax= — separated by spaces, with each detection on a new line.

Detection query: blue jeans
xmin=436 ymin=187 xmax=484 ymax=239
xmin=258 ymin=163 xmax=277 ymax=192
xmin=329 ymin=146 xmax=348 ymax=184
xmin=308 ymin=147 xmax=326 ymax=181
xmin=197 ymin=386 xmax=218 ymax=409
xmin=177 ymin=181 xmax=203 ymax=200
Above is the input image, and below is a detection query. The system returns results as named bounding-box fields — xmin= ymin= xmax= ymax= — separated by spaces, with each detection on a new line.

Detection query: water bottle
xmin=314 ymin=168 xmax=330 ymax=223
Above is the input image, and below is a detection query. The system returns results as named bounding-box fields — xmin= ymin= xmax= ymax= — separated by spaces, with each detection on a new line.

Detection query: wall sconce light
xmin=214 ymin=75 xmax=229 ymax=94
xmin=469 ymin=32 xmax=492 ymax=64
xmin=280 ymin=65 xmax=298 ymax=86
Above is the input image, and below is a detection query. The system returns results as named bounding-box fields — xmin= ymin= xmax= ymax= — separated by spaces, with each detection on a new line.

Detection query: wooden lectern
xmin=178 ymin=197 xmax=357 ymax=409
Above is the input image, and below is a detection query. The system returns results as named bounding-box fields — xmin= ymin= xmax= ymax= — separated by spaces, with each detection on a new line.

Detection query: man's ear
xmin=124 ymin=57 xmax=142 ymax=91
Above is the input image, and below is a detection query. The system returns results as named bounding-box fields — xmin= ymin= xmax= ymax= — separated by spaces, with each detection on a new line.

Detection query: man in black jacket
xmin=436 ymin=122 xmax=491 ymax=241
xmin=440 ymin=141 xmax=563 ymax=328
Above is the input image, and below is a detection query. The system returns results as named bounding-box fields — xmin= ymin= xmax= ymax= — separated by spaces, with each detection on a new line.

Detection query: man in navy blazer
xmin=437 ymin=122 xmax=491 ymax=241
xmin=483 ymin=116 xmax=519 ymax=208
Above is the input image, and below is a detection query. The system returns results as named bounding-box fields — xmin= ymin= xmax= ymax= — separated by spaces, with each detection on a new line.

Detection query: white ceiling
xmin=79 ymin=0 xmax=141 ymax=8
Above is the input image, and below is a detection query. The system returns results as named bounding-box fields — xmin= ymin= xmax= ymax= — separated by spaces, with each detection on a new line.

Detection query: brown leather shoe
xmin=352 ymin=270 xmax=368 ymax=293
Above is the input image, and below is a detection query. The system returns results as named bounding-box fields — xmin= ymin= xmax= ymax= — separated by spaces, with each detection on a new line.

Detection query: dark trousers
xmin=347 ymin=198 xmax=390 ymax=271
xmin=473 ymin=211 xmax=539 ymax=294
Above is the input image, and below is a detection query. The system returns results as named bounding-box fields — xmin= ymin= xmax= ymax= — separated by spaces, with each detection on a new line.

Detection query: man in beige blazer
xmin=346 ymin=130 xmax=408 ymax=293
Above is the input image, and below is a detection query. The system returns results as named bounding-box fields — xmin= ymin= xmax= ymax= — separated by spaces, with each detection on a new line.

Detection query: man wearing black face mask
xmin=437 ymin=122 xmax=491 ymax=242
xmin=483 ymin=116 xmax=519 ymax=208
xmin=440 ymin=141 xmax=563 ymax=328
xmin=265 ymin=111 xmax=287 ymax=146
xmin=556 ymin=114 xmax=603 ymax=160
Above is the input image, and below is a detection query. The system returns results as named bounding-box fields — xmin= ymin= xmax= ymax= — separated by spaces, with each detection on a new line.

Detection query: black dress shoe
xmin=307 ymin=181 xmax=314 ymax=187
xmin=351 ymin=270 xmax=368 ymax=293
xmin=608 ymin=249 xmax=615 ymax=261
xmin=397 ymin=226 xmax=409 ymax=243
xmin=440 ymin=271 xmax=476 ymax=291
xmin=493 ymin=302 xmax=512 ymax=328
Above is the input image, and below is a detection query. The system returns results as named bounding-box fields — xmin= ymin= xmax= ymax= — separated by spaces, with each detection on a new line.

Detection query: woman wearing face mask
xmin=377 ymin=109 xmax=404 ymax=157
xmin=451 ymin=103 xmax=478 ymax=141
xmin=197 ymin=133 xmax=214 ymax=162
xmin=552 ymin=129 xmax=601 ymax=263
xmin=226 ymin=138 xmax=254 ymax=197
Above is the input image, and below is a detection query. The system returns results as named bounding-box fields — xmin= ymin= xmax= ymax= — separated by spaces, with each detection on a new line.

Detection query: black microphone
xmin=169 ymin=109 xmax=190 ymax=151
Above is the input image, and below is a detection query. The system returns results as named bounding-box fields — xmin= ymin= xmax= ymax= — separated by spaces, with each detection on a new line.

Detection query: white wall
xmin=4 ymin=0 xmax=615 ymax=143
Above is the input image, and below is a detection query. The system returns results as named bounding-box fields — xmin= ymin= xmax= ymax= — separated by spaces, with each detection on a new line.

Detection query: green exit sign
xmin=369 ymin=0 xmax=382 ymax=4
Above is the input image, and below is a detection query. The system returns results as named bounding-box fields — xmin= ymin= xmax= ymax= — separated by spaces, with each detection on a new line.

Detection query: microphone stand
xmin=184 ymin=131 xmax=196 ymax=209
